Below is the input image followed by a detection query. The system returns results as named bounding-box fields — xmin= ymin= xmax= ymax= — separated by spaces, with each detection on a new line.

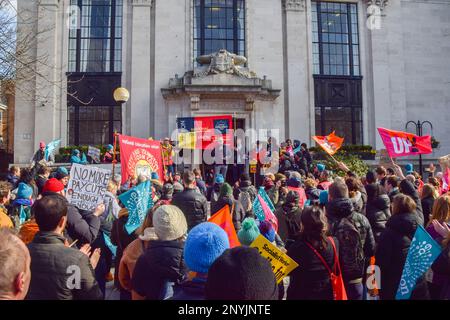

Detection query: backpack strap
xmin=305 ymin=240 xmax=333 ymax=276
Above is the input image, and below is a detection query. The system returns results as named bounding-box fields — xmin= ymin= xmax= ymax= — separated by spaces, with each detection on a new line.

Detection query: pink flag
xmin=258 ymin=194 xmax=279 ymax=233
xmin=377 ymin=127 xmax=432 ymax=158
xmin=442 ymin=168 xmax=450 ymax=193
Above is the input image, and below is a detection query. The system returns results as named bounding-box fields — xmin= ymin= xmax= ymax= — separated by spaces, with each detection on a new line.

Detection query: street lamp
xmin=113 ymin=87 xmax=130 ymax=104
xmin=405 ymin=120 xmax=433 ymax=177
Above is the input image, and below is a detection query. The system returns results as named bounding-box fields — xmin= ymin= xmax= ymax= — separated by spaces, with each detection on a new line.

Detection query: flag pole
xmin=112 ymin=131 xmax=118 ymax=177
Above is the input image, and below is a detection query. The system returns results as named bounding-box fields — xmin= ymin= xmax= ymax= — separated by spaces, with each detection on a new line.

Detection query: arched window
xmin=193 ymin=0 xmax=246 ymax=60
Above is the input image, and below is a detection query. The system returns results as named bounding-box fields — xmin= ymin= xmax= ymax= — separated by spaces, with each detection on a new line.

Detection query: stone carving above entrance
xmin=282 ymin=0 xmax=306 ymax=12
xmin=194 ymin=49 xmax=256 ymax=79
xmin=366 ymin=0 xmax=388 ymax=11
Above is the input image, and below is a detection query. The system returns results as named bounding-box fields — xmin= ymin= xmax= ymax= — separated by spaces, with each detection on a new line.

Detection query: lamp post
xmin=405 ymin=120 xmax=433 ymax=177
xmin=112 ymin=87 xmax=130 ymax=176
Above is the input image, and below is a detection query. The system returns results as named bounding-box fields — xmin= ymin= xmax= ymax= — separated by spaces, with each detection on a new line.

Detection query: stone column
xmin=129 ymin=0 xmax=153 ymax=138
xmin=283 ymin=0 xmax=311 ymax=142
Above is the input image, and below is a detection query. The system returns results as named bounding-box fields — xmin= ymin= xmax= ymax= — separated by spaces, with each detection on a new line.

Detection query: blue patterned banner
xmin=396 ymin=225 xmax=442 ymax=300
xmin=119 ymin=180 xmax=154 ymax=235
xmin=252 ymin=195 xmax=266 ymax=222
xmin=103 ymin=233 xmax=117 ymax=257
xmin=45 ymin=139 xmax=61 ymax=161
xmin=258 ymin=187 xmax=275 ymax=212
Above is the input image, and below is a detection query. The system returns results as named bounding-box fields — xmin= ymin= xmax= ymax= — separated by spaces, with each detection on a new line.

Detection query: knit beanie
xmin=42 ymin=178 xmax=65 ymax=194
xmin=215 ymin=174 xmax=225 ymax=184
xmin=152 ymin=205 xmax=187 ymax=241
xmin=184 ymin=222 xmax=230 ymax=274
xmin=319 ymin=190 xmax=329 ymax=206
xmin=237 ymin=218 xmax=260 ymax=246
xmin=317 ymin=163 xmax=326 ymax=172
xmin=56 ymin=167 xmax=69 ymax=180
xmin=39 ymin=141 xmax=46 ymax=149
xmin=106 ymin=144 xmax=114 ymax=151
xmin=17 ymin=183 xmax=33 ymax=199
xmin=259 ymin=220 xmax=276 ymax=243
xmin=206 ymin=246 xmax=278 ymax=300
xmin=405 ymin=163 xmax=414 ymax=174
xmin=219 ymin=183 xmax=233 ymax=198
xmin=151 ymin=172 xmax=159 ymax=180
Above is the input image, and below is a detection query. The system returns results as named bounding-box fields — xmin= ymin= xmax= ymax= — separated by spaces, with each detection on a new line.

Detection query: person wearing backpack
xmin=326 ymin=182 xmax=376 ymax=300
xmin=233 ymin=173 xmax=257 ymax=218
xmin=275 ymin=190 xmax=302 ymax=248
xmin=287 ymin=206 xmax=345 ymax=300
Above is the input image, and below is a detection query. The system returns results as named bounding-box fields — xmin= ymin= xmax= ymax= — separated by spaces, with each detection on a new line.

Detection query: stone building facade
xmin=14 ymin=0 xmax=450 ymax=163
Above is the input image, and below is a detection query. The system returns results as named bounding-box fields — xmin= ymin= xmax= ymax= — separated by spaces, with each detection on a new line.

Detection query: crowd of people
xmin=1 ymin=137 xmax=450 ymax=301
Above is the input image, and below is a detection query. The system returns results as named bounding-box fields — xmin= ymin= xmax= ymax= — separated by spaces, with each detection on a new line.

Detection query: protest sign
xmin=250 ymin=235 xmax=299 ymax=284
xmin=88 ymin=146 xmax=101 ymax=163
xmin=67 ymin=164 xmax=111 ymax=211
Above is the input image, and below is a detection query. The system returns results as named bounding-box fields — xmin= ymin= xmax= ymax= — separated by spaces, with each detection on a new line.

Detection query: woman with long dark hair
xmin=287 ymin=205 xmax=339 ymax=300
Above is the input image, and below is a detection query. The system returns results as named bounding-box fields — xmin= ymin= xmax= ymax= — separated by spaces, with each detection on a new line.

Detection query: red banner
xmin=312 ymin=131 xmax=344 ymax=155
xmin=118 ymin=134 xmax=164 ymax=184
xmin=377 ymin=127 xmax=432 ymax=158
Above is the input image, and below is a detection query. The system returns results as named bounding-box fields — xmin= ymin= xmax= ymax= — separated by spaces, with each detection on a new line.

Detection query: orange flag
xmin=313 ymin=131 xmax=344 ymax=155
xmin=208 ymin=205 xmax=241 ymax=248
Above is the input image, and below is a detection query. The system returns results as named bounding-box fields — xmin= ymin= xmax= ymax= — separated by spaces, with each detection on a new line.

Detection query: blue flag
xmin=45 ymin=139 xmax=61 ymax=161
xmin=119 ymin=180 xmax=153 ymax=235
xmin=252 ymin=196 xmax=265 ymax=221
xmin=258 ymin=187 xmax=275 ymax=212
xmin=103 ymin=233 xmax=117 ymax=258
xmin=396 ymin=225 xmax=442 ymax=300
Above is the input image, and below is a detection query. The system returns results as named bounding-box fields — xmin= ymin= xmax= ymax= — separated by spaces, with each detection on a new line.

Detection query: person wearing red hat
xmin=31 ymin=141 xmax=54 ymax=174
xmin=42 ymin=178 xmax=65 ymax=195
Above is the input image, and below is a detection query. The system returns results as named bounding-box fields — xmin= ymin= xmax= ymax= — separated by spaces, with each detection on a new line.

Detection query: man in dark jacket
xmin=275 ymin=191 xmax=302 ymax=247
xmin=26 ymin=194 xmax=102 ymax=300
xmin=326 ymin=182 xmax=376 ymax=300
xmin=365 ymin=184 xmax=391 ymax=243
xmin=172 ymin=171 xmax=208 ymax=230
xmin=399 ymin=179 xmax=424 ymax=226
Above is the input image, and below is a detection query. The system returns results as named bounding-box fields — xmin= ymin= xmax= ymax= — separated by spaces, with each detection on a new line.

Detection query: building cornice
xmin=282 ymin=0 xmax=305 ymax=12
xmin=131 ymin=0 xmax=154 ymax=7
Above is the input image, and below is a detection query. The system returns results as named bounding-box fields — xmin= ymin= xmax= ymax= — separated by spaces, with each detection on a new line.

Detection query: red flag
xmin=208 ymin=205 xmax=240 ymax=248
xmin=313 ymin=131 xmax=344 ymax=155
xmin=118 ymin=134 xmax=164 ymax=184
xmin=377 ymin=127 xmax=432 ymax=158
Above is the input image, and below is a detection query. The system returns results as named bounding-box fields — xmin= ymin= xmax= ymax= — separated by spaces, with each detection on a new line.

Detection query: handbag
xmin=305 ymin=237 xmax=348 ymax=300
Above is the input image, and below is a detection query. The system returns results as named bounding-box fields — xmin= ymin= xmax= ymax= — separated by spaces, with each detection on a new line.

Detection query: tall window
xmin=312 ymin=1 xmax=360 ymax=76
xmin=193 ymin=0 xmax=246 ymax=60
xmin=68 ymin=0 xmax=123 ymax=73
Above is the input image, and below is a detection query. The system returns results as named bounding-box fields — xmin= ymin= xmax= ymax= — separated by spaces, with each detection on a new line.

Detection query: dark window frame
xmin=193 ymin=0 xmax=246 ymax=62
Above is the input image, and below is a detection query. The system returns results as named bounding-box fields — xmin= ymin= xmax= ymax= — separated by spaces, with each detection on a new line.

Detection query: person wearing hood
xmin=275 ymin=190 xmax=302 ymax=247
xmin=172 ymin=222 xmax=230 ymax=300
xmin=118 ymin=211 xmax=157 ymax=300
xmin=304 ymin=178 xmax=321 ymax=203
xmin=345 ymin=177 xmax=365 ymax=215
xmin=286 ymin=172 xmax=307 ymax=209
xmin=399 ymin=179 xmax=425 ymax=226
xmin=70 ymin=149 xmax=88 ymax=165
xmin=233 ymin=173 xmax=258 ymax=217
xmin=206 ymin=246 xmax=278 ymax=300
xmin=10 ymin=182 xmax=33 ymax=228
xmin=365 ymin=183 xmax=391 ymax=243
xmin=211 ymin=182 xmax=245 ymax=231
xmin=326 ymin=182 xmax=375 ymax=300
xmin=132 ymin=205 xmax=188 ymax=300
xmin=376 ymin=194 xmax=430 ymax=300
xmin=103 ymin=144 xmax=114 ymax=163
xmin=263 ymin=175 xmax=279 ymax=206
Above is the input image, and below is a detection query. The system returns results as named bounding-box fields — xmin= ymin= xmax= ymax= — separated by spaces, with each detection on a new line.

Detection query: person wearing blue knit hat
xmin=238 ymin=218 xmax=260 ymax=246
xmin=11 ymin=182 xmax=33 ymax=226
xmin=317 ymin=163 xmax=326 ymax=173
xmin=259 ymin=220 xmax=276 ymax=243
xmin=215 ymin=174 xmax=225 ymax=184
xmin=55 ymin=166 xmax=69 ymax=186
xmin=103 ymin=144 xmax=114 ymax=163
xmin=319 ymin=190 xmax=329 ymax=207
xmin=172 ymin=222 xmax=230 ymax=300
xmin=405 ymin=163 xmax=414 ymax=175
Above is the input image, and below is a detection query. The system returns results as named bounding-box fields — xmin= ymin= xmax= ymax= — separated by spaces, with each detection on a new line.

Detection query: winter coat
xmin=326 ymin=198 xmax=376 ymax=282
xmin=350 ymin=191 xmax=364 ymax=215
xmin=365 ymin=194 xmax=391 ymax=243
xmin=421 ymin=196 xmax=435 ymax=227
xmin=305 ymin=186 xmax=321 ymax=202
xmin=233 ymin=180 xmax=257 ymax=201
xmin=376 ymin=212 xmax=430 ymax=300
xmin=6 ymin=173 xmax=19 ymax=190
xmin=35 ymin=175 xmax=48 ymax=195
xmin=119 ymin=238 xmax=148 ymax=292
xmin=287 ymin=186 xmax=308 ymax=209
xmin=287 ymin=237 xmax=339 ymax=300
xmin=26 ymin=232 xmax=102 ymax=300
xmin=195 ymin=178 xmax=207 ymax=197
xmin=431 ymin=244 xmax=450 ymax=300
xmin=275 ymin=204 xmax=302 ymax=244
xmin=208 ymin=182 xmax=222 ymax=204
xmin=388 ymin=188 xmax=401 ymax=203
xmin=172 ymin=188 xmax=208 ymax=230
xmin=66 ymin=204 xmax=101 ymax=245
xmin=131 ymin=240 xmax=187 ymax=300
xmin=171 ymin=279 xmax=206 ymax=300
xmin=400 ymin=180 xmax=424 ymax=226
xmin=0 ymin=204 xmax=13 ymax=228
xmin=266 ymin=185 xmax=279 ymax=206
xmin=210 ymin=196 xmax=245 ymax=231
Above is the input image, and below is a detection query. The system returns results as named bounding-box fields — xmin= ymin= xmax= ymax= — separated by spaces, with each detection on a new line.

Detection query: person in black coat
xmin=399 ymin=179 xmax=425 ymax=226
xmin=287 ymin=206 xmax=338 ymax=300
xmin=172 ymin=171 xmax=208 ymax=231
xmin=35 ymin=166 xmax=51 ymax=195
xmin=65 ymin=204 xmax=103 ymax=246
xmin=376 ymin=194 xmax=430 ymax=300
xmin=420 ymin=184 xmax=437 ymax=227
xmin=275 ymin=191 xmax=302 ymax=247
xmin=210 ymin=183 xmax=245 ymax=231
xmin=431 ymin=238 xmax=450 ymax=299
xmin=365 ymin=184 xmax=391 ymax=243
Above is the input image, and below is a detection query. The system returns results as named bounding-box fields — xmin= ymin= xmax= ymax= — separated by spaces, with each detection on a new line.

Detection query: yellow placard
xmin=177 ymin=132 xmax=196 ymax=149
xmin=250 ymin=235 xmax=299 ymax=284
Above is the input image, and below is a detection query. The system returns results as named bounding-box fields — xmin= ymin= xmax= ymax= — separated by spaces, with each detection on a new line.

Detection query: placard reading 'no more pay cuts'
xmin=250 ymin=235 xmax=299 ymax=284
xmin=66 ymin=164 xmax=112 ymax=211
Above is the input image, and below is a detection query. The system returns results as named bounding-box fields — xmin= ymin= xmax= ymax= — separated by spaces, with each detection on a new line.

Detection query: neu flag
xmin=103 ymin=233 xmax=117 ymax=258
xmin=45 ymin=139 xmax=61 ymax=161
xmin=208 ymin=205 xmax=240 ymax=248
xmin=396 ymin=225 xmax=442 ymax=300
xmin=119 ymin=134 xmax=164 ymax=184
xmin=119 ymin=180 xmax=154 ymax=234
xmin=377 ymin=127 xmax=432 ymax=158
xmin=258 ymin=187 xmax=275 ymax=212
xmin=176 ymin=115 xmax=233 ymax=150
xmin=313 ymin=131 xmax=344 ymax=155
